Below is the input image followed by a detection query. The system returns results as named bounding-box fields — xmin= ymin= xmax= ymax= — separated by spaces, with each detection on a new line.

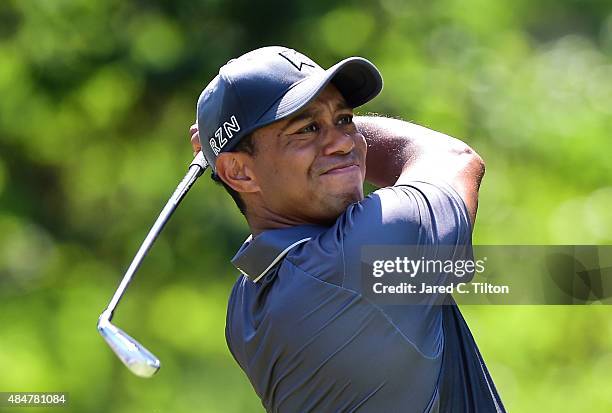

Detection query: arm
xmin=355 ymin=116 xmax=485 ymax=226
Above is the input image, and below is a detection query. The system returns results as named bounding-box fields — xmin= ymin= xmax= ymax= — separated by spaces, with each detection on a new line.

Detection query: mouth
xmin=321 ymin=163 xmax=360 ymax=175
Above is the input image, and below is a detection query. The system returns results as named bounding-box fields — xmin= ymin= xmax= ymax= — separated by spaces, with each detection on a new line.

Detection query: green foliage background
xmin=0 ymin=0 xmax=611 ymax=411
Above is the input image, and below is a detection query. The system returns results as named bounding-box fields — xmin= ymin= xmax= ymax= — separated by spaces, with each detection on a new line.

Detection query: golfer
xmin=190 ymin=46 xmax=505 ymax=412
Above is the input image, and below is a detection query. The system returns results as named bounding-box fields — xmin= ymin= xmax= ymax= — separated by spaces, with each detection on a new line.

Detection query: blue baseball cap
xmin=196 ymin=46 xmax=383 ymax=171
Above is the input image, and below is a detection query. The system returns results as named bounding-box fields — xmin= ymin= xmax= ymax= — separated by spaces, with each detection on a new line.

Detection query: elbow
xmin=456 ymin=143 xmax=486 ymax=184
xmin=470 ymin=147 xmax=486 ymax=181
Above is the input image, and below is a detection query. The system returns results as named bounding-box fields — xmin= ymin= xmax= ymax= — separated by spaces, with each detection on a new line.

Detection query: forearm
xmin=355 ymin=115 xmax=478 ymax=187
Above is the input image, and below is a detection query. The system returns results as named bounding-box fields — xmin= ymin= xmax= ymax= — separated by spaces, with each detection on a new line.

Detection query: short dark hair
xmin=210 ymin=133 xmax=257 ymax=216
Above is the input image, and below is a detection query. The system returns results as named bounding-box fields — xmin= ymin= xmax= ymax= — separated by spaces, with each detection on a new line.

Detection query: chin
xmin=318 ymin=190 xmax=363 ymax=222
xmin=345 ymin=184 xmax=365 ymax=203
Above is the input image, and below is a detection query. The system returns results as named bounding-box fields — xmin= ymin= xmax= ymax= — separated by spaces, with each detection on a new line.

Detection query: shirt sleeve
xmin=281 ymin=180 xmax=473 ymax=357
xmin=337 ymin=180 xmax=473 ymax=293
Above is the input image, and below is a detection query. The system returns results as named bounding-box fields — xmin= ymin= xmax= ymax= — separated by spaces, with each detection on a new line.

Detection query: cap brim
xmin=254 ymin=57 xmax=383 ymax=129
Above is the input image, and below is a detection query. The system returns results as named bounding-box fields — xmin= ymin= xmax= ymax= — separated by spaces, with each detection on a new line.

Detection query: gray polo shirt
xmin=227 ymin=181 xmax=505 ymax=412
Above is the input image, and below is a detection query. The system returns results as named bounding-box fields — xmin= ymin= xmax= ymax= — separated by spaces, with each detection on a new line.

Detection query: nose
xmin=321 ymin=127 xmax=355 ymax=156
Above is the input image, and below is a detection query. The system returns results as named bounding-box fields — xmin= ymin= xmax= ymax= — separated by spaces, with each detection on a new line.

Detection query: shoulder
xmin=337 ymin=180 xmax=470 ymax=241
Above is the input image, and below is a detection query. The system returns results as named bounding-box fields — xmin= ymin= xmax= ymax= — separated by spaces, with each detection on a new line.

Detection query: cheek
xmin=354 ymin=134 xmax=368 ymax=175
xmin=258 ymin=148 xmax=315 ymax=193
xmin=356 ymin=133 xmax=367 ymax=158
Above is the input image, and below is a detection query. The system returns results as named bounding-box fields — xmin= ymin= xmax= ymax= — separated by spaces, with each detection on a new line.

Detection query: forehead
xmin=305 ymin=83 xmax=349 ymax=111
xmin=255 ymin=84 xmax=350 ymax=136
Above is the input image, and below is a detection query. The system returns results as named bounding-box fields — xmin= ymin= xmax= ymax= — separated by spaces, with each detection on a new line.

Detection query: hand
xmin=190 ymin=123 xmax=202 ymax=155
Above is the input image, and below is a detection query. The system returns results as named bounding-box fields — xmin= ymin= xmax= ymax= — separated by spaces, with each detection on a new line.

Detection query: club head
xmin=97 ymin=312 xmax=160 ymax=378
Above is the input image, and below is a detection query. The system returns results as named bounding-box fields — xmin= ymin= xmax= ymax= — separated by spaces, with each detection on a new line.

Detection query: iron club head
xmin=97 ymin=310 xmax=160 ymax=378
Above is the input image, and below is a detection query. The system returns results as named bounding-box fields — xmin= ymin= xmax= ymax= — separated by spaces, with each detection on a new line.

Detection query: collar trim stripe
xmin=250 ymin=237 xmax=312 ymax=283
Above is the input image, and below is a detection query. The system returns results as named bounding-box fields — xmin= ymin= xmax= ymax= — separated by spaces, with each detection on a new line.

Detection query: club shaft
xmin=103 ymin=152 xmax=208 ymax=320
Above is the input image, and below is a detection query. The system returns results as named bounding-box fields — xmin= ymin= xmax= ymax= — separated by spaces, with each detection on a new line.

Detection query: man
xmin=190 ymin=46 xmax=505 ymax=412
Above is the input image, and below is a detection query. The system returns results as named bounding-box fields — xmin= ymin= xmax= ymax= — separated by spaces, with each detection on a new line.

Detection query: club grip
xmin=190 ymin=151 xmax=209 ymax=171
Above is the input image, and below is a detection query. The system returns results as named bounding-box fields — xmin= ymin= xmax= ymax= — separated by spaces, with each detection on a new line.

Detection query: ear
xmin=215 ymin=152 xmax=260 ymax=194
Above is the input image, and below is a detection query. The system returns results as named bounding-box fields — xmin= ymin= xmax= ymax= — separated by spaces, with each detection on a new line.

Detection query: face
xmin=244 ymin=84 xmax=367 ymax=225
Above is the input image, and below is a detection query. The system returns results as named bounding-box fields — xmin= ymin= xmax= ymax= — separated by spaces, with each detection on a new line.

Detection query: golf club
xmin=97 ymin=151 xmax=208 ymax=378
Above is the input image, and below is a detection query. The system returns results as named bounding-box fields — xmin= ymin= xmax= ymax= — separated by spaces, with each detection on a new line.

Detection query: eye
xmin=298 ymin=123 xmax=319 ymax=134
xmin=337 ymin=114 xmax=353 ymax=125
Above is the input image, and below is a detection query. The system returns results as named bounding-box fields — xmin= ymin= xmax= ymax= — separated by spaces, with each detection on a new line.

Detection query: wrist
xmin=355 ymin=116 xmax=415 ymax=187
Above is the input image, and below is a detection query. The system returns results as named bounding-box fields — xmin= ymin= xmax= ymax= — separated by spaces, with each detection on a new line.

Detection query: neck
xmin=245 ymin=201 xmax=335 ymax=237
xmin=246 ymin=209 xmax=309 ymax=238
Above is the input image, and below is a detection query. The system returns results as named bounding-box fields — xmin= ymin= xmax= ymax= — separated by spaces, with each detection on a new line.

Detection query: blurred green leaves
xmin=149 ymin=283 xmax=229 ymax=357
xmin=76 ymin=65 xmax=143 ymax=129
xmin=129 ymin=12 xmax=185 ymax=70
xmin=0 ymin=156 xmax=6 ymax=195
xmin=319 ymin=8 xmax=375 ymax=55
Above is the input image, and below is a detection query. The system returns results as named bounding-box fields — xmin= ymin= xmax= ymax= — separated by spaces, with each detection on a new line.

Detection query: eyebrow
xmin=280 ymin=100 xmax=352 ymax=133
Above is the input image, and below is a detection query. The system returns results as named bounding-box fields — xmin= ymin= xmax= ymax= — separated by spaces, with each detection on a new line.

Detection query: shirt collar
xmin=231 ymin=225 xmax=327 ymax=282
